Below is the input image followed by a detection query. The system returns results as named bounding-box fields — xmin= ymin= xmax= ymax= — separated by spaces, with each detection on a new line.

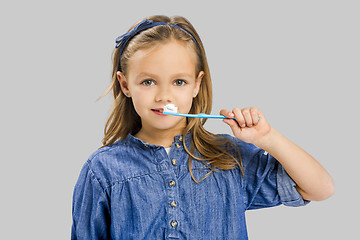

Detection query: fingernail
xmin=241 ymin=124 xmax=246 ymax=128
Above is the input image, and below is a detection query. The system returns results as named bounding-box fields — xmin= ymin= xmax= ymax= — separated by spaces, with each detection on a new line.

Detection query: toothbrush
xmin=162 ymin=104 xmax=235 ymax=119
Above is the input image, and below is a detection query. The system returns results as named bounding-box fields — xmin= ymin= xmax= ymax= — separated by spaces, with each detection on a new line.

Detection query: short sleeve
xmin=276 ymin=163 xmax=310 ymax=207
xmin=234 ymin=139 xmax=310 ymax=210
xmin=71 ymin=162 xmax=111 ymax=240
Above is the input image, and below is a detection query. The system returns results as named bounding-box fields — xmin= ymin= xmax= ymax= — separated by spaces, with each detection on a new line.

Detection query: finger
xmin=233 ymin=108 xmax=246 ymax=128
xmin=242 ymin=108 xmax=253 ymax=127
xmin=256 ymin=108 xmax=266 ymax=122
xmin=250 ymin=107 xmax=259 ymax=125
xmin=220 ymin=109 xmax=235 ymax=119
xmin=223 ymin=118 xmax=241 ymax=136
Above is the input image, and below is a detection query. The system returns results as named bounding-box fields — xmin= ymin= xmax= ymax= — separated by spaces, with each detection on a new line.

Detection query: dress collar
xmin=125 ymin=131 xmax=192 ymax=149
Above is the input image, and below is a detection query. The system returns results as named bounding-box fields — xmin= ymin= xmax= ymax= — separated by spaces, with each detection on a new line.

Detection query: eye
xmin=141 ymin=79 xmax=154 ymax=86
xmin=174 ymin=79 xmax=186 ymax=86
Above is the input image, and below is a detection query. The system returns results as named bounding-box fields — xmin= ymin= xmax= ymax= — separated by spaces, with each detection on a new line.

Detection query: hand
xmin=220 ymin=107 xmax=272 ymax=147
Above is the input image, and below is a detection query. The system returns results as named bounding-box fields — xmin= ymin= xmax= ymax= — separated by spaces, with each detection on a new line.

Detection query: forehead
xmin=127 ymin=40 xmax=198 ymax=79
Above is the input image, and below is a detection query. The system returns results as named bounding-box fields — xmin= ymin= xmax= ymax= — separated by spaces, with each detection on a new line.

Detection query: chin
xmin=152 ymin=123 xmax=179 ymax=131
xmin=152 ymin=119 xmax=186 ymax=131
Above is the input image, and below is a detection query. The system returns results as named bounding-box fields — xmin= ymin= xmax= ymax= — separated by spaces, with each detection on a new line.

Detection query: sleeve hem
xmin=277 ymin=164 xmax=311 ymax=207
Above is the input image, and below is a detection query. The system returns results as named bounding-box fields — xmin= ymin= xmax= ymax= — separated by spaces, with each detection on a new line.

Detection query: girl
xmin=71 ymin=15 xmax=334 ymax=239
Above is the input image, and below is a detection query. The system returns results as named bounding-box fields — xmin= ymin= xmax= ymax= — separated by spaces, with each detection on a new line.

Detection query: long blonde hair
xmin=100 ymin=15 xmax=243 ymax=182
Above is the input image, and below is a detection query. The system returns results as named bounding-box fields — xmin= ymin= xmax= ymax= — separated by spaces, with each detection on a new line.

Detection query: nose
xmin=155 ymin=86 xmax=173 ymax=103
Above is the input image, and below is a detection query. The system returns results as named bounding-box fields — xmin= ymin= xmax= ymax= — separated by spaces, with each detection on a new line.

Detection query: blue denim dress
xmin=72 ymin=133 xmax=309 ymax=239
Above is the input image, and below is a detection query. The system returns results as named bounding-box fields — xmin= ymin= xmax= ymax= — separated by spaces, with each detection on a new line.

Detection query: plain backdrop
xmin=1 ymin=0 xmax=358 ymax=239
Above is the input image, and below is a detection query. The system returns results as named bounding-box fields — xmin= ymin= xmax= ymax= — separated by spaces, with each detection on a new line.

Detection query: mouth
xmin=151 ymin=108 xmax=164 ymax=114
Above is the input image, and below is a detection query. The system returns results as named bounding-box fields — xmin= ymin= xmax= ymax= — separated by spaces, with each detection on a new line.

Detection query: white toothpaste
xmin=163 ymin=104 xmax=178 ymax=113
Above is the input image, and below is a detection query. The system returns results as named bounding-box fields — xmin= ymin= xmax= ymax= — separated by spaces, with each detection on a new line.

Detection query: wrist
xmin=255 ymin=126 xmax=278 ymax=151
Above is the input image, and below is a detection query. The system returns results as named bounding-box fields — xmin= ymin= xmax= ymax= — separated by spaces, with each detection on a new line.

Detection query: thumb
xmin=223 ymin=118 xmax=241 ymax=138
xmin=220 ymin=109 xmax=234 ymax=119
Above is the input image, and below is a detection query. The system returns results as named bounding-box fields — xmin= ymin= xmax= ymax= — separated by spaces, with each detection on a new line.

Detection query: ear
xmin=194 ymin=71 xmax=204 ymax=97
xmin=117 ymin=71 xmax=131 ymax=97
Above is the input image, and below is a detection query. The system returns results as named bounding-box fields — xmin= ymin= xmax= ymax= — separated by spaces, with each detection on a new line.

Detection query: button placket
xmin=161 ymin=135 xmax=184 ymax=234
xmin=166 ymin=179 xmax=180 ymax=231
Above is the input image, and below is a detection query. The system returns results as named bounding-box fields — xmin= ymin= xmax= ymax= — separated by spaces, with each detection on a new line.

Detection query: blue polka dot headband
xmin=115 ymin=19 xmax=200 ymax=71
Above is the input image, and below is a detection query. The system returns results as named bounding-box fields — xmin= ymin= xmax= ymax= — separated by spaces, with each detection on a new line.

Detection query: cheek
xmin=131 ymin=89 xmax=150 ymax=110
xmin=177 ymin=91 xmax=194 ymax=111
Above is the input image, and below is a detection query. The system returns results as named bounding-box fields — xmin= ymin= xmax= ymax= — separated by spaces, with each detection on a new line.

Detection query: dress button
xmin=178 ymin=135 xmax=183 ymax=141
xmin=171 ymin=159 xmax=177 ymax=165
xmin=169 ymin=180 xmax=176 ymax=187
xmin=171 ymin=201 xmax=177 ymax=207
xmin=171 ymin=221 xmax=178 ymax=227
xmin=175 ymin=143 xmax=181 ymax=148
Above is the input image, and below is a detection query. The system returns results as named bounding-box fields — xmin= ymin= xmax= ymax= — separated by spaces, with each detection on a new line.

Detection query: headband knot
xmin=115 ymin=19 xmax=154 ymax=49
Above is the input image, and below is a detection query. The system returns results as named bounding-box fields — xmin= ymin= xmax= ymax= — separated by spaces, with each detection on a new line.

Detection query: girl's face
xmin=117 ymin=40 xmax=204 ymax=135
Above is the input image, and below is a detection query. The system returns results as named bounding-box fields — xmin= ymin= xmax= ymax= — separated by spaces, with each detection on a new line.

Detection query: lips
xmin=152 ymin=108 xmax=163 ymax=112
xmin=151 ymin=108 xmax=164 ymax=115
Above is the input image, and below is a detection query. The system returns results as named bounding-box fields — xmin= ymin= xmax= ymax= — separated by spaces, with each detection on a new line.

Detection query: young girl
xmin=71 ymin=15 xmax=334 ymax=239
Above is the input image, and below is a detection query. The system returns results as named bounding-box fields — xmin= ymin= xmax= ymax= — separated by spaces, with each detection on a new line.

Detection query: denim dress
xmin=71 ymin=133 xmax=309 ymax=239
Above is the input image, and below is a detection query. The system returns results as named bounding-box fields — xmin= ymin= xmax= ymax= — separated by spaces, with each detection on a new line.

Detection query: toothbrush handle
xmin=196 ymin=113 xmax=235 ymax=119
xmin=162 ymin=112 xmax=235 ymax=119
xmin=198 ymin=114 xmax=260 ymax=121
xmin=197 ymin=114 xmax=260 ymax=121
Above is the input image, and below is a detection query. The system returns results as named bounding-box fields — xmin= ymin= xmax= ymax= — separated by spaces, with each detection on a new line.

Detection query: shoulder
xmin=88 ymin=140 xmax=126 ymax=164
xmin=88 ymin=139 xmax=128 ymax=166
xmin=216 ymin=133 xmax=268 ymax=166
xmin=82 ymin=139 xmax=131 ymax=189
xmin=216 ymin=133 xmax=259 ymax=153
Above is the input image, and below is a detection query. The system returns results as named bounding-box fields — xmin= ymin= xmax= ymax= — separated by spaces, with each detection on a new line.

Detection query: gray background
xmin=1 ymin=0 xmax=358 ymax=239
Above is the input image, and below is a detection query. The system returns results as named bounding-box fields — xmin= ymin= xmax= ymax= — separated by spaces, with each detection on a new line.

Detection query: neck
xmin=135 ymin=127 xmax=184 ymax=148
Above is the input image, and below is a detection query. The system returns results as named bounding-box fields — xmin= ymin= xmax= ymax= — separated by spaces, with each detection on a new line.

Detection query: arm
xmin=221 ymin=107 xmax=334 ymax=201
xmin=72 ymin=162 xmax=111 ymax=239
